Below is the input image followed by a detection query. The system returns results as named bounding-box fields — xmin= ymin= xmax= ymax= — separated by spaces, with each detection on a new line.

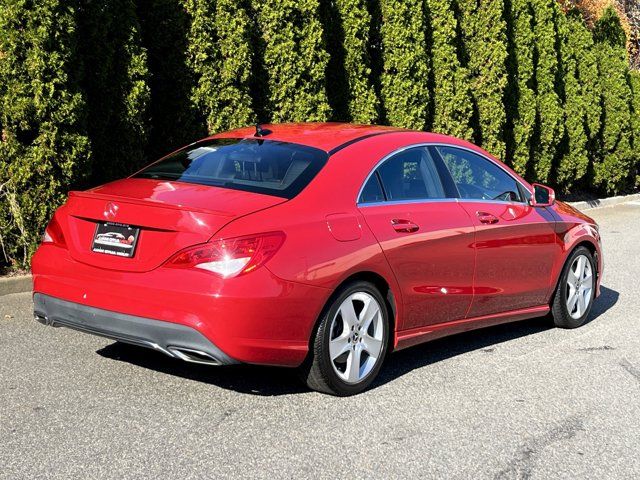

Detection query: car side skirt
xmin=394 ymin=305 xmax=550 ymax=350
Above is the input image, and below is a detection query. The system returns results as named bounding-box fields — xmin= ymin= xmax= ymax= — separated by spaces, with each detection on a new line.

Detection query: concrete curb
xmin=566 ymin=192 xmax=640 ymax=211
xmin=0 ymin=275 xmax=32 ymax=297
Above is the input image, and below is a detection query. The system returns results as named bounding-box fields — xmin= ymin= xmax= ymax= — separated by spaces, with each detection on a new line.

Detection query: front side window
xmin=373 ymin=148 xmax=446 ymax=202
xmin=435 ymin=146 xmax=523 ymax=202
xmin=134 ymin=138 xmax=328 ymax=199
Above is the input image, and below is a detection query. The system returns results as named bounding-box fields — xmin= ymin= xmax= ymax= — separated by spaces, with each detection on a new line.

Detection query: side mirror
xmin=530 ymin=183 xmax=555 ymax=207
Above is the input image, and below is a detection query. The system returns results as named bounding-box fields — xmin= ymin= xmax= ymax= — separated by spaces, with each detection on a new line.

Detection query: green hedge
xmin=257 ymin=0 xmax=331 ymax=122
xmin=1 ymin=0 xmax=639 ymax=269
xmin=631 ymin=70 xmax=640 ymax=188
xmin=78 ymin=0 xmax=151 ymax=183
xmin=427 ymin=0 xmax=474 ymax=141
xmin=185 ymin=0 xmax=255 ymax=132
xmin=321 ymin=0 xmax=379 ymax=123
xmin=506 ymin=0 xmax=537 ymax=177
xmin=379 ymin=0 xmax=431 ymax=130
xmin=592 ymin=7 xmax=636 ymax=193
xmin=555 ymin=9 xmax=601 ymax=191
xmin=0 ymin=0 xmax=91 ymax=267
xmin=459 ymin=0 xmax=509 ymax=161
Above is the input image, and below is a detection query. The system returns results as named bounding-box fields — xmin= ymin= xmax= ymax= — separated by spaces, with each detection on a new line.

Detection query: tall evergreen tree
xmin=379 ymin=0 xmax=431 ymax=130
xmin=0 ymin=0 xmax=91 ymax=268
xmin=530 ymin=0 xmax=564 ymax=184
xmin=137 ymin=0 xmax=203 ymax=159
xmin=507 ymin=0 xmax=537 ymax=177
xmin=555 ymin=9 xmax=601 ymax=191
xmin=256 ymin=0 xmax=330 ymax=122
xmin=630 ymin=71 xmax=640 ymax=189
xmin=575 ymin=16 xmax=603 ymax=183
xmin=77 ymin=0 xmax=151 ymax=182
xmin=185 ymin=0 xmax=255 ymax=133
xmin=427 ymin=0 xmax=474 ymax=140
xmin=457 ymin=0 xmax=509 ymax=159
xmin=321 ymin=0 xmax=379 ymax=123
xmin=593 ymin=7 xmax=635 ymax=194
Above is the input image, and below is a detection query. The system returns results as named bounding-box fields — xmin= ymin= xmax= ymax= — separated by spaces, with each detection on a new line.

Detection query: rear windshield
xmin=134 ymin=138 xmax=328 ymax=199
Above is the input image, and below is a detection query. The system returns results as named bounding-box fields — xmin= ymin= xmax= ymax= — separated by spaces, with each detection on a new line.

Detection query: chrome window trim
xmin=358 ymin=198 xmax=530 ymax=208
xmin=455 ymin=198 xmax=529 ymax=206
xmin=356 ymin=142 xmax=532 ymax=207
xmin=358 ymin=198 xmax=456 ymax=208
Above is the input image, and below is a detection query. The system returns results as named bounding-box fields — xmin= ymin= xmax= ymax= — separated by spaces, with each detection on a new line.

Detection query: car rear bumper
xmin=32 ymin=245 xmax=331 ymax=367
xmin=34 ymin=293 xmax=238 ymax=365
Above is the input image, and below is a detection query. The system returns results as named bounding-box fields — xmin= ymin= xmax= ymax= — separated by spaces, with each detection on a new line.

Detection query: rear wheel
xmin=551 ymin=246 xmax=596 ymax=329
xmin=300 ymin=281 xmax=389 ymax=396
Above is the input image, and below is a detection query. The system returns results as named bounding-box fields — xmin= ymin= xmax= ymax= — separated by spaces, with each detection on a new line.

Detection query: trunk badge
xmin=104 ymin=202 xmax=119 ymax=220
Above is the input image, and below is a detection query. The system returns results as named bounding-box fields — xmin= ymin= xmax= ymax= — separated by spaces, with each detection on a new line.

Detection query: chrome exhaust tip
xmin=34 ymin=313 xmax=56 ymax=327
xmin=168 ymin=346 xmax=221 ymax=365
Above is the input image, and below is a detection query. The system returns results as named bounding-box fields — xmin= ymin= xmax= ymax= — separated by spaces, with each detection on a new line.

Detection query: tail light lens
xmin=42 ymin=215 xmax=66 ymax=247
xmin=164 ymin=231 xmax=285 ymax=278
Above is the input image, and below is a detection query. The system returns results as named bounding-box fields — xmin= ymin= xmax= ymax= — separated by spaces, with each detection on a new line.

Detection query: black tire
xmin=299 ymin=281 xmax=390 ymax=396
xmin=551 ymin=246 xmax=596 ymax=329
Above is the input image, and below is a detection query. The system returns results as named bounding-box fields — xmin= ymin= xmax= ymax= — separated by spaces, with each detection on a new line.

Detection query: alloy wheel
xmin=328 ymin=292 xmax=385 ymax=384
xmin=566 ymin=254 xmax=593 ymax=320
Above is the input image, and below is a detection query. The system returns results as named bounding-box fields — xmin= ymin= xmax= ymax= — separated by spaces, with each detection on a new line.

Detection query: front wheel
xmin=300 ymin=281 xmax=389 ymax=396
xmin=551 ymin=246 xmax=596 ymax=329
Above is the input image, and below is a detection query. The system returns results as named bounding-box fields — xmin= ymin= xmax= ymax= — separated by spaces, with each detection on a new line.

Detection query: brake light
xmin=165 ymin=232 xmax=285 ymax=278
xmin=42 ymin=216 xmax=66 ymax=247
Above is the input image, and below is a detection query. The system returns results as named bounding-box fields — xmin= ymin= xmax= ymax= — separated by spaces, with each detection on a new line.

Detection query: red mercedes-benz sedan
xmin=32 ymin=123 xmax=603 ymax=395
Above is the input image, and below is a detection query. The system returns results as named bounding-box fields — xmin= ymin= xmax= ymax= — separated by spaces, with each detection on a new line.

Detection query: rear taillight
xmin=164 ymin=231 xmax=285 ymax=278
xmin=42 ymin=215 xmax=66 ymax=247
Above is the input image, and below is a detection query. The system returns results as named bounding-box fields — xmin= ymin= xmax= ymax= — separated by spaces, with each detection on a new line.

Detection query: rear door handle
xmin=476 ymin=211 xmax=499 ymax=224
xmin=391 ymin=219 xmax=420 ymax=233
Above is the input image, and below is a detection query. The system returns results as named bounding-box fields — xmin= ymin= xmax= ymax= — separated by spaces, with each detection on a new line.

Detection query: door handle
xmin=476 ymin=211 xmax=499 ymax=224
xmin=391 ymin=219 xmax=420 ymax=233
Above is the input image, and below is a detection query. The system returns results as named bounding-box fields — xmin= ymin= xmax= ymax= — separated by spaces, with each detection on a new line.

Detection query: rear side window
xmin=436 ymin=146 xmax=523 ymax=202
xmin=134 ymin=139 xmax=328 ymax=199
xmin=360 ymin=175 xmax=385 ymax=203
xmin=376 ymin=148 xmax=446 ymax=201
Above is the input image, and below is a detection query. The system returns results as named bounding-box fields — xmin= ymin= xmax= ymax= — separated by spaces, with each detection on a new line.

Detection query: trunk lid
xmin=62 ymin=178 xmax=286 ymax=272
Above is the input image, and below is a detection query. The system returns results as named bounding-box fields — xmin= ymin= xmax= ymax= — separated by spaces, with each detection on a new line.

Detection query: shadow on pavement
xmin=586 ymin=285 xmax=619 ymax=323
xmin=97 ymin=285 xmax=619 ymax=396
xmin=97 ymin=342 xmax=309 ymax=396
xmin=376 ymin=285 xmax=618 ymax=388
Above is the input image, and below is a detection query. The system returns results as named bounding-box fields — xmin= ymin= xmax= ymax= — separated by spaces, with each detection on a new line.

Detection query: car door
xmin=358 ymin=146 xmax=475 ymax=330
xmin=432 ymin=145 xmax=559 ymax=318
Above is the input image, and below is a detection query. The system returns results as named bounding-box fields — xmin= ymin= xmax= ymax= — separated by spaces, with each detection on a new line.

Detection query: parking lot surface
xmin=1 ymin=203 xmax=639 ymax=479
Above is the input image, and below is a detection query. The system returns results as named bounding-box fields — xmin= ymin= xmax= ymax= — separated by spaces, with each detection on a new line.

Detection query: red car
xmin=32 ymin=123 xmax=603 ymax=395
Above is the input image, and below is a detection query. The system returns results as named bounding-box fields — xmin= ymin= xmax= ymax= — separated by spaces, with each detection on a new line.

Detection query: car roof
xmin=204 ymin=122 xmax=532 ymax=193
xmin=209 ymin=122 xmax=407 ymax=153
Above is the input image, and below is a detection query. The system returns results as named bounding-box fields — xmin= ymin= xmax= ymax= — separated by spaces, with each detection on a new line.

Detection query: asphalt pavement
xmin=1 ymin=202 xmax=639 ymax=479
